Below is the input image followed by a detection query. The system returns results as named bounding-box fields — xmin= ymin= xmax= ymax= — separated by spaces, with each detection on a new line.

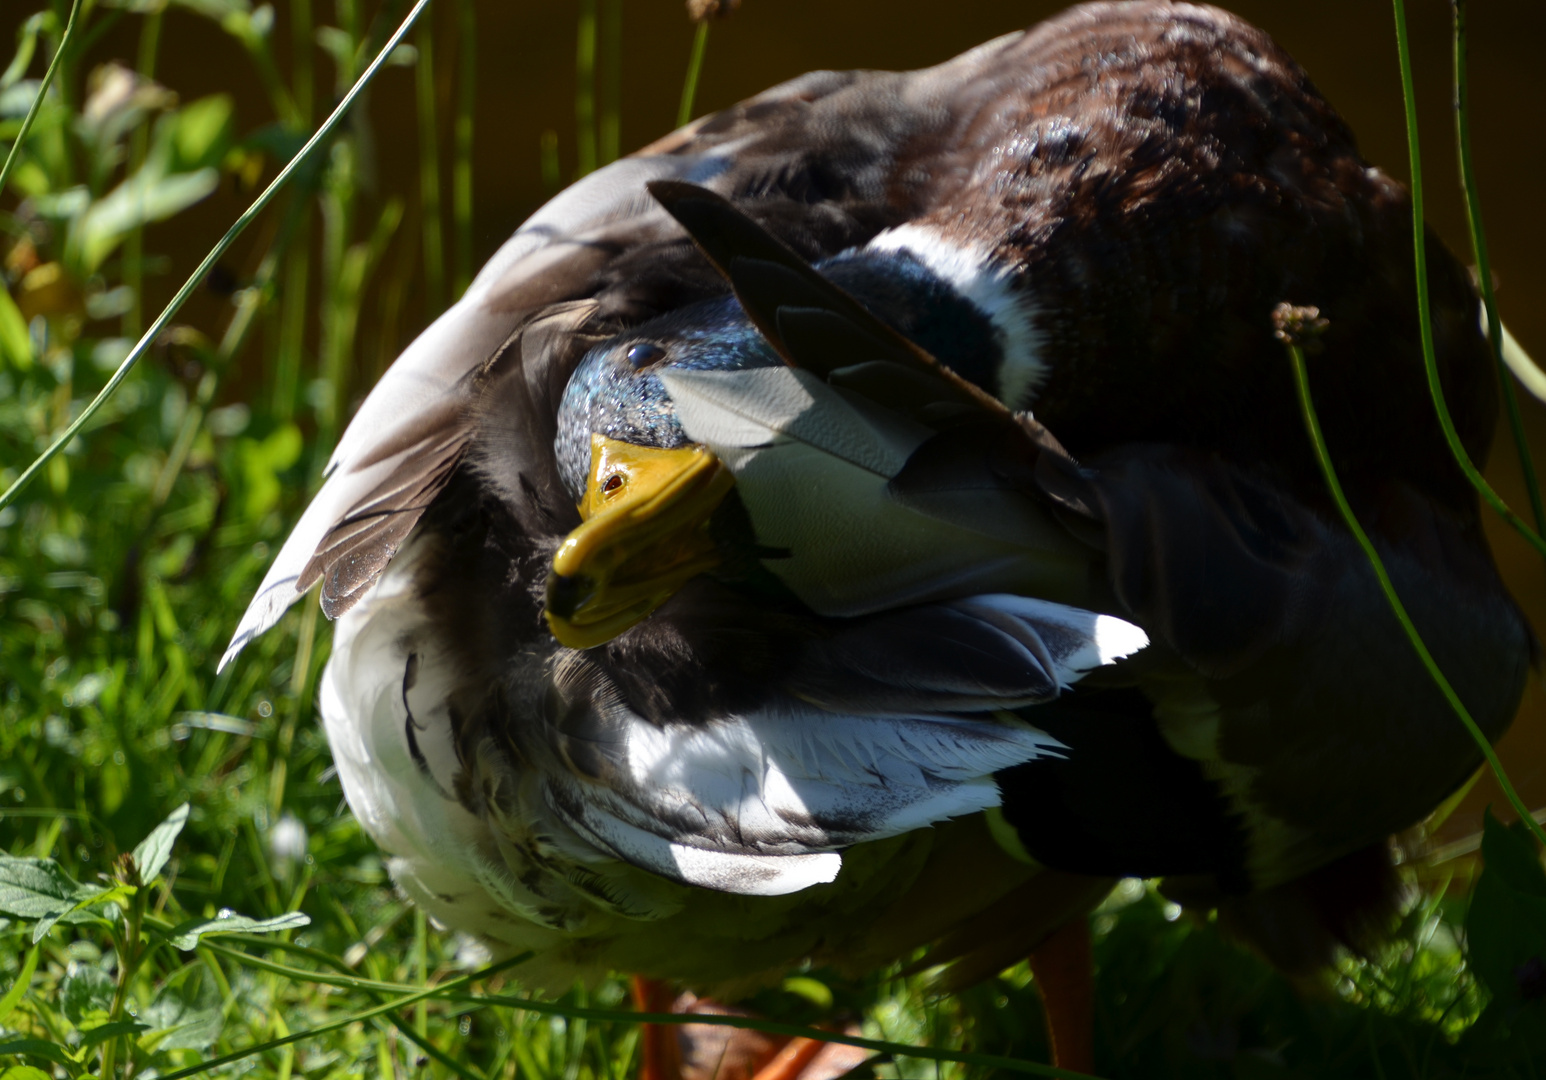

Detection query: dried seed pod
xmin=686 ymin=0 xmax=740 ymax=23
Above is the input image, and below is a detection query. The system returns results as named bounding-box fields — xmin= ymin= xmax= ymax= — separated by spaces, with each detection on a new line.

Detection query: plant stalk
xmin=1451 ymin=0 xmax=1546 ymax=549
xmin=1389 ymin=0 xmax=1546 ymax=559
xmin=0 ymin=0 xmax=438 ymax=512
xmin=677 ymin=20 xmax=710 ymax=129
xmin=1288 ymin=338 xmax=1546 ymax=849
xmin=0 ymin=0 xmax=82 ymax=198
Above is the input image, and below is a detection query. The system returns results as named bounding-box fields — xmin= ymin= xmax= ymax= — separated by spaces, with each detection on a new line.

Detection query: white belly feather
xmin=319 ymin=533 xmax=1136 ymax=976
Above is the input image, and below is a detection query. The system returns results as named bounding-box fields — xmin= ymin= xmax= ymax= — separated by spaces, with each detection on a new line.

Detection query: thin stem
xmin=152 ymin=950 xmax=530 ymax=1080
xmin=0 ymin=0 xmax=437 ymax=512
xmin=449 ymin=992 xmax=1097 ymax=1080
xmin=124 ymin=6 xmax=162 ymax=339
xmin=102 ymin=880 xmax=148 ymax=1080
xmin=195 ymin=943 xmax=1097 ymax=1079
xmin=451 ymin=0 xmax=475 ymax=297
xmin=1390 ymin=0 xmax=1546 ymax=559
xmin=413 ymin=908 xmax=428 ymax=1051
xmin=292 ymin=0 xmax=314 ymax=126
xmin=415 ymin=12 xmax=445 ymax=317
xmin=598 ymin=0 xmax=621 ymax=165
xmin=539 ymin=128 xmax=561 ymax=194
xmin=0 ymin=0 xmax=82 ymax=198
xmin=677 ymin=20 xmax=710 ymax=129
xmin=1288 ymin=339 xmax=1546 ymax=849
xmin=1452 ymin=0 xmax=1546 ymax=546
xmin=575 ymin=0 xmax=597 ymax=176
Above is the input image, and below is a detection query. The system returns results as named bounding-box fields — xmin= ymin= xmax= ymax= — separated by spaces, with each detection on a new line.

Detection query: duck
xmin=223 ymin=1 xmax=1531 ymax=1073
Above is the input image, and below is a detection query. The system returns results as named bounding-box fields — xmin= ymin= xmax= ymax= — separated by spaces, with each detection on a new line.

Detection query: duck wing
xmin=222 ymin=24 xmax=1068 ymax=667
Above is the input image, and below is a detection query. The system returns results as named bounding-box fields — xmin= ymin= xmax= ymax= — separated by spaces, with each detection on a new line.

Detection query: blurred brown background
xmin=52 ymin=0 xmax=1546 ymax=847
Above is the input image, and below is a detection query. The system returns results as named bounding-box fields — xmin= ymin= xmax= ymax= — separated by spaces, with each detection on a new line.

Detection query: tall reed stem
xmin=1452 ymin=0 xmax=1546 ymax=551
xmin=0 ymin=0 xmax=436 ymax=511
xmin=1289 ymin=337 xmax=1546 ymax=849
xmin=452 ymin=0 xmax=475 ymax=297
xmin=1389 ymin=0 xmax=1546 ymax=560
xmin=677 ymin=21 xmax=710 ymax=129
xmin=599 ymin=0 xmax=621 ymax=165
xmin=0 ymin=0 xmax=82 ymax=197
xmin=416 ymin=12 xmax=446 ymax=317
xmin=575 ymin=0 xmax=597 ymax=177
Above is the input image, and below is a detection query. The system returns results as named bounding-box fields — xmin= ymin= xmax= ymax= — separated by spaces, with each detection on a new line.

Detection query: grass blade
xmin=599 ymin=0 xmax=622 ymax=165
xmin=1285 ymin=329 xmax=1546 ymax=849
xmin=0 ymin=0 xmax=437 ymax=513
xmin=1389 ymin=0 xmax=1546 ymax=559
xmin=0 ymin=0 xmax=82 ymax=198
xmin=415 ymin=11 xmax=445 ymax=317
xmin=576 ymin=0 xmax=597 ymax=177
xmin=452 ymin=0 xmax=475 ymax=297
xmin=150 ymin=950 xmax=530 ymax=1080
xmin=197 ymin=943 xmax=1100 ymax=1080
xmin=1452 ymin=0 xmax=1546 ymax=544
xmin=677 ymin=20 xmax=710 ymax=129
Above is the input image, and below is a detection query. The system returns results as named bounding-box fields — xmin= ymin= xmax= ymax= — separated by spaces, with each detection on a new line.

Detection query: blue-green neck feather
xmin=554 ymin=249 xmax=1005 ymax=502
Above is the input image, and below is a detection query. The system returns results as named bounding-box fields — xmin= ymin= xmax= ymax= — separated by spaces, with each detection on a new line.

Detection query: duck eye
xmin=625 ymin=342 xmax=666 ymax=369
xmin=602 ymin=473 xmax=625 ymax=495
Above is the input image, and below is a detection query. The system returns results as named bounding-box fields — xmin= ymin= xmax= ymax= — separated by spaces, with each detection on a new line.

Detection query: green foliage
xmin=0 ymin=805 xmax=306 ymax=1077
xmin=1 ymin=2 xmax=1544 ymax=1079
xmin=1466 ymin=814 xmax=1546 ymax=1037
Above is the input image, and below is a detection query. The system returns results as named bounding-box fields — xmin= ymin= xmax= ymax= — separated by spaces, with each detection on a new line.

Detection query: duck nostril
xmin=545 ymin=571 xmax=595 ymax=621
xmin=602 ymin=473 xmax=625 ymax=495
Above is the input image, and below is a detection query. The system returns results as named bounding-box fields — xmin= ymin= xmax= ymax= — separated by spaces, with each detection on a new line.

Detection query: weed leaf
xmin=0 ymin=1065 xmax=54 ymax=1080
xmin=0 ymin=1039 xmax=79 ymax=1066
xmin=165 ymin=909 xmax=310 ymax=950
xmin=141 ymin=970 xmax=223 ymax=1052
xmin=1465 ymin=811 xmax=1546 ymax=1011
xmin=32 ymin=883 xmax=135 ymax=943
xmin=60 ymin=963 xmax=115 ymax=1025
xmin=78 ymin=1020 xmax=151 ymax=1048
xmin=0 ymin=945 xmax=39 ymax=1025
xmin=132 ymin=803 xmax=191 ymax=883
xmin=0 ymin=856 xmax=80 ymax=919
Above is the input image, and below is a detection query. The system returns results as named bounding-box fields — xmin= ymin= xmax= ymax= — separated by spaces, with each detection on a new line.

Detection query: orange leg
xmin=1027 ymin=918 xmax=1094 ymax=1074
xmin=631 ymin=976 xmax=685 ymax=1080
xmin=630 ymin=978 xmax=866 ymax=1080
xmin=746 ymin=1036 xmax=826 ymax=1080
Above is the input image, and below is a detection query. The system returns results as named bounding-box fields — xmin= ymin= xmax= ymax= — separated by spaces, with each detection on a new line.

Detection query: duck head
xmin=545 ymin=181 xmax=1045 ymax=649
xmin=546 ymin=297 xmax=779 ymax=648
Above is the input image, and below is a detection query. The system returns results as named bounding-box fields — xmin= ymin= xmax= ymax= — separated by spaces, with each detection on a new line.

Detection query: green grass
xmin=2 ymin=1 xmax=1545 ymax=1078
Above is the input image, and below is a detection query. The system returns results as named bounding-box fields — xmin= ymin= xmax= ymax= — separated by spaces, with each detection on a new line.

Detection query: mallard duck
xmin=224 ymin=0 xmax=1530 ymax=1071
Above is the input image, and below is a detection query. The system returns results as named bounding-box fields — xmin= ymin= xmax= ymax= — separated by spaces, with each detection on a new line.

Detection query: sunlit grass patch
xmin=2 ymin=1 xmax=1545 ymax=1078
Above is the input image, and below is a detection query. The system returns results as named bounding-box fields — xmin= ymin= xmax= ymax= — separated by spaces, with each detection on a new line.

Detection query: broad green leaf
xmin=0 ymin=79 xmax=42 ymax=121
xmin=75 ymin=167 xmax=220 ymax=273
xmin=165 ymin=910 xmax=310 ymax=950
xmin=0 ymin=1066 xmax=53 ymax=1080
xmin=0 ymin=856 xmax=80 ymax=919
xmin=0 ymin=288 xmax=30 ymax=370
xmin=0 ymin=1040 xmax=78 ymax=1066
xmin=140 ymin=968 xmax=222 ymax=1052
xmin=132 ymin=802 xmax=190 ymax=883
xmin=1465 ymin=812 xmax=1546 ymax=1010
xmin=60 ymin=963 xmax=115 ymax=1025
xmin=238 ymin=422 xmax=302 ymax=520
xmin=0 ymin=944 xmax=39 ymax=1024
xmin=79 ymin=1021 xmax=151 ymax=1048
xmin=32 ymin=883 xmax=134 ymax=943
xmin=169 ymin=0 xmax=253 ymax=19
xmin=169 ymin=95 xmax=234 ymax=172
xmin=0 ymin=14 xmax=44 ymax=90
xmin=315 ymin=26 xmax=355 ymax=68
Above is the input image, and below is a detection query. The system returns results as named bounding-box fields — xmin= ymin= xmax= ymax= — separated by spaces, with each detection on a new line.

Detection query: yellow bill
xmin=545 ymin=433 xmax=735 ymax=649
